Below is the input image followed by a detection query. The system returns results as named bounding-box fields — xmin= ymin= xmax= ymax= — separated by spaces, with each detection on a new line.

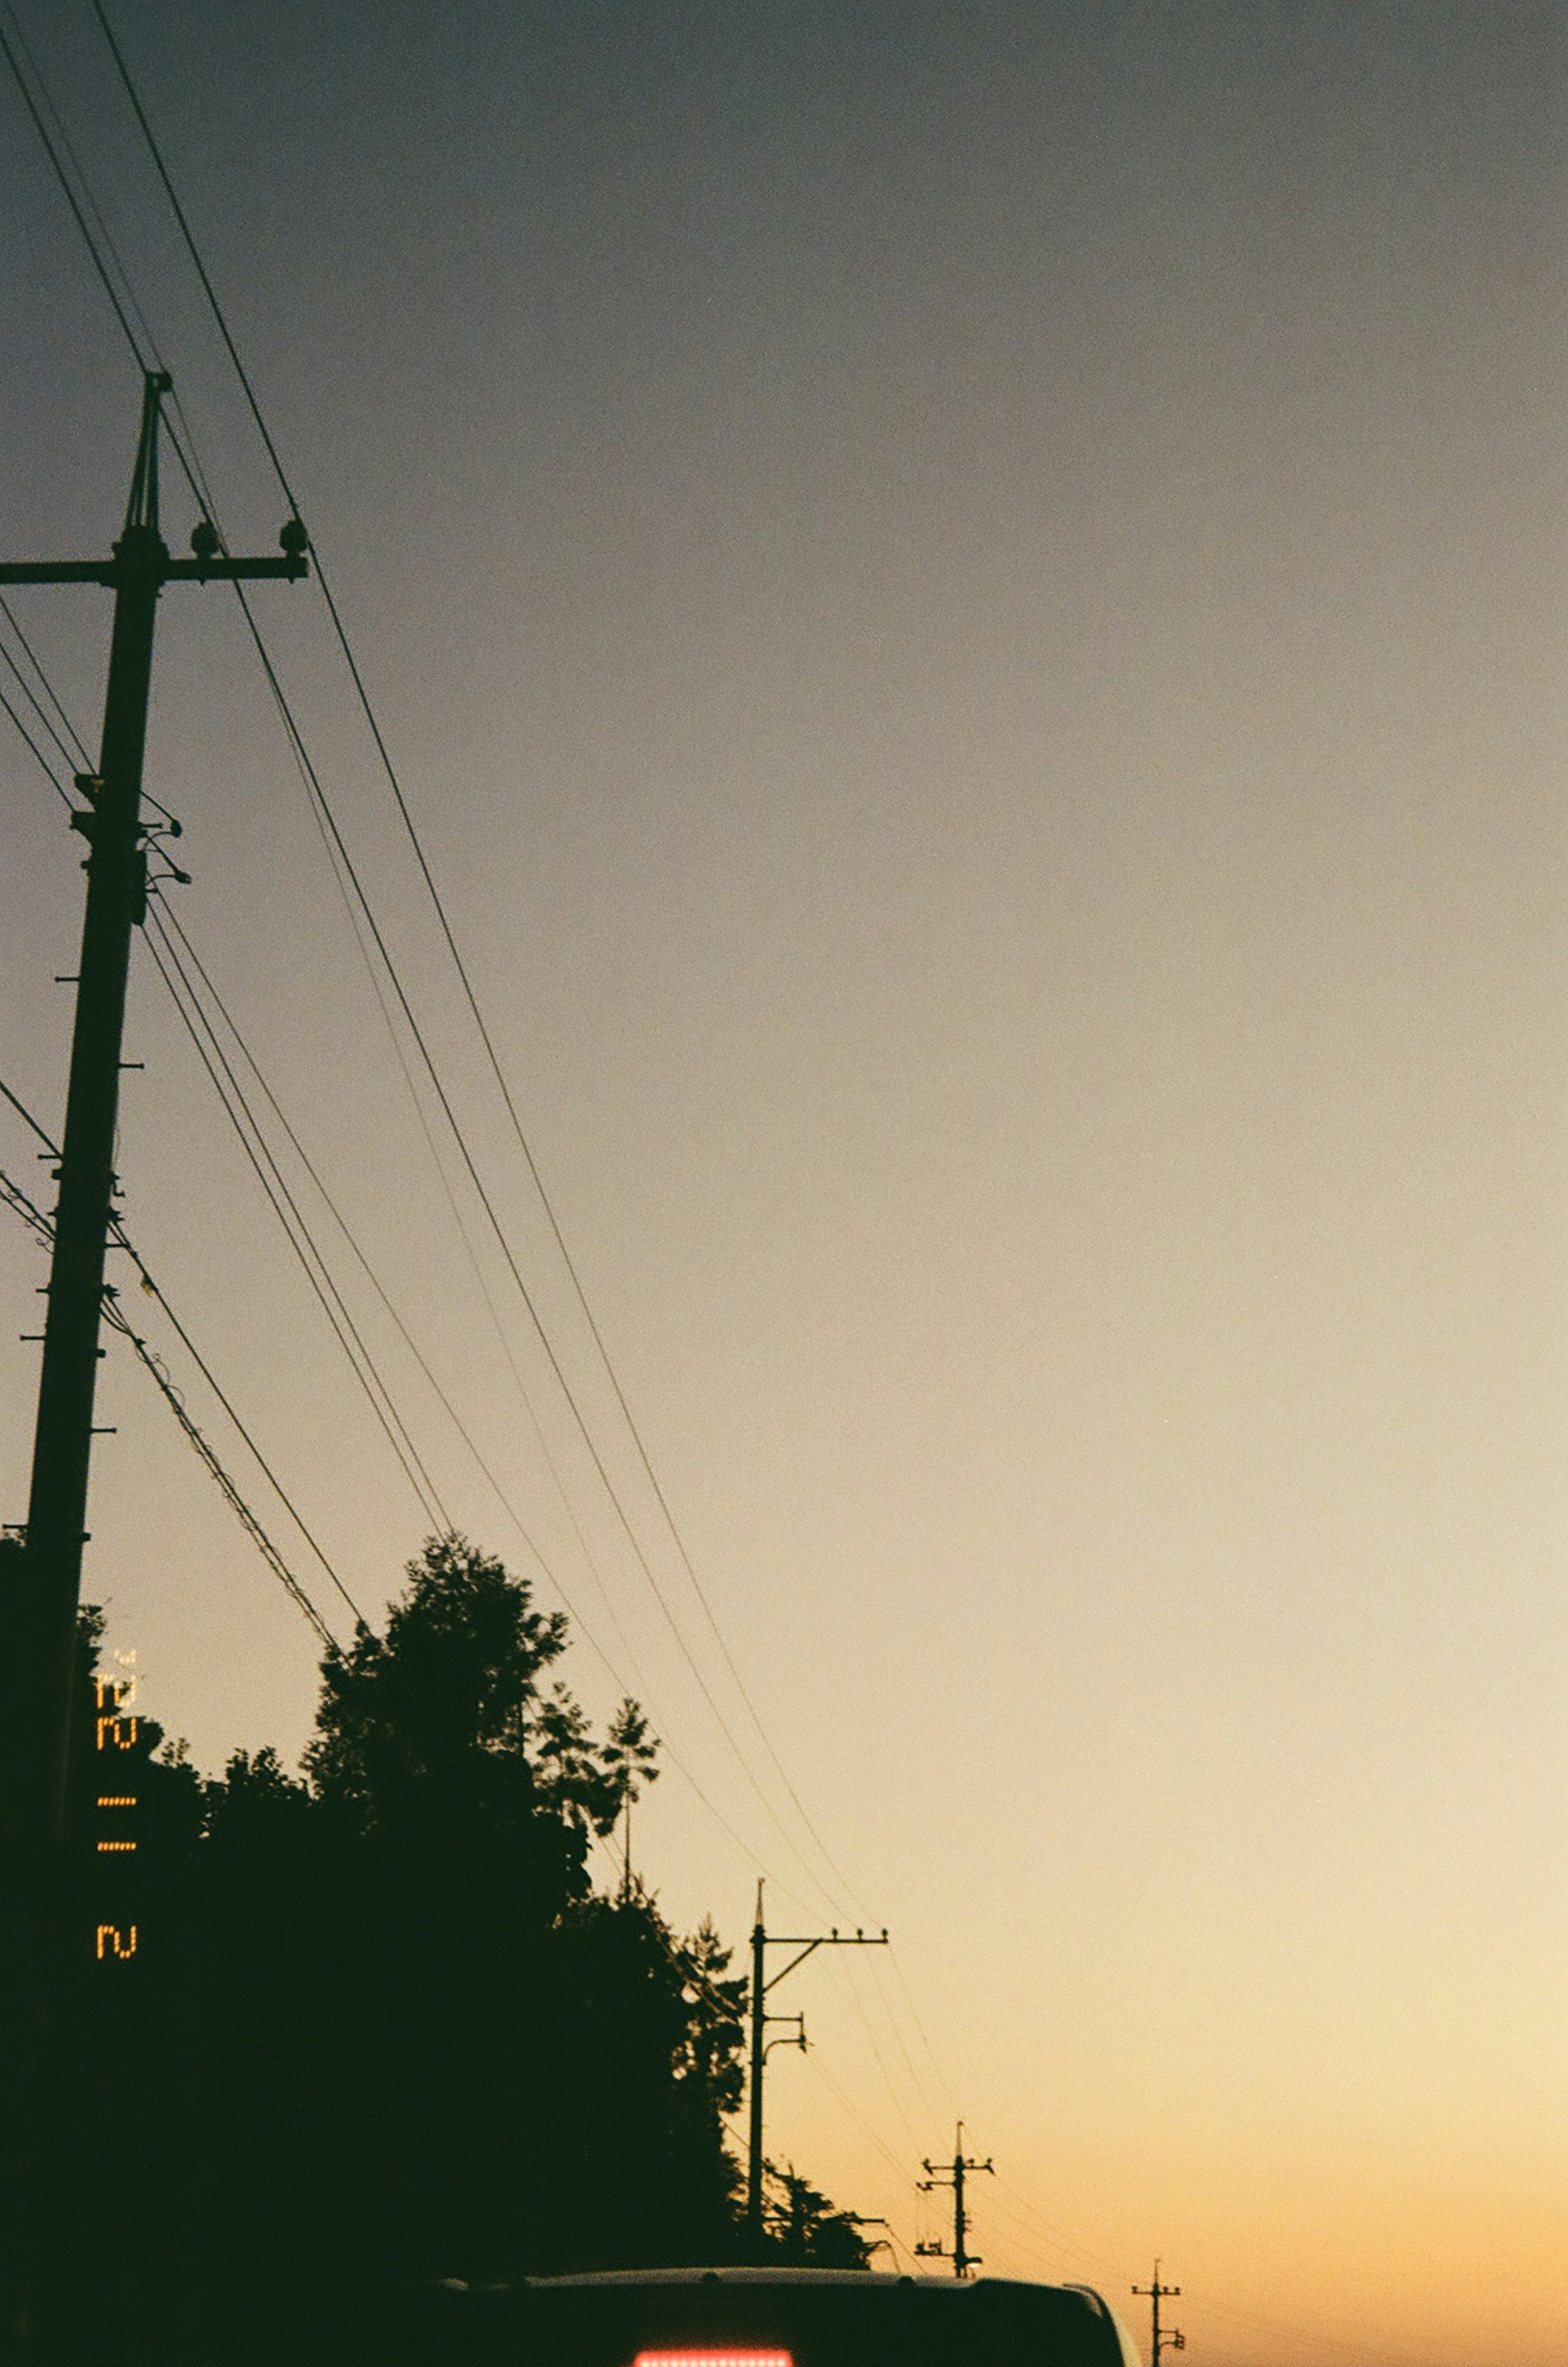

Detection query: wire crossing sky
xmin=1 ymin=6 xmax=1562 ymax=2363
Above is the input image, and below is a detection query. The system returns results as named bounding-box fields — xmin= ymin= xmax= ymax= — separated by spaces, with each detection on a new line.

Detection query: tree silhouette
xmin=13 ymin=1534 xmax=871 ymax=2366
xmin=603 ymin=1696 xmax=660 ymax=1897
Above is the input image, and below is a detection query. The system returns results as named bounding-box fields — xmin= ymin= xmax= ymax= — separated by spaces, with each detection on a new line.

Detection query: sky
xmin=0 ymin=3 xmax=1563 ymax=2361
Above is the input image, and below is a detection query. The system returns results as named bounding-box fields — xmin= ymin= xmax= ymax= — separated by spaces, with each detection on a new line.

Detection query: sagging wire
xmin=87 ymin=0 xmax=867 ymax=1930
xmin=0 ymin=1152 xmax=341 ymax=1646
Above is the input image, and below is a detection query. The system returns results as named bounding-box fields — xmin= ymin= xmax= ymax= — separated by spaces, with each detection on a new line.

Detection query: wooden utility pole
xmin=917 ymin=2122 xmax=993 ymax=2278
xmin=747 ymin=1881 xmax=888 ymax=2254
xmin=1 ymin=370 xmax=306 ymax=1843
xmin=1133 ymin=2262 xmax=1184 ymax=2365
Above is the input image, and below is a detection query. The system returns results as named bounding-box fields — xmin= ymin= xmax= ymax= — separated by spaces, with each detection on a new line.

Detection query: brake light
xmin=634 ymin=2353 xmax=793 ymax=2367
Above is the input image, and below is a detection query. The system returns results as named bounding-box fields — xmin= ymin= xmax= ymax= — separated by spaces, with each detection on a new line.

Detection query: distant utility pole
xmin=747 ymin=1881 xmax=888 ymax=2253
xmin=0 ymin=371 xmax=307 ymax=1843
xmin=917 ymin=2122 xmax=993 ymax=2279
xmin=1132 ymin=2262 xmax=1184 ymax=2365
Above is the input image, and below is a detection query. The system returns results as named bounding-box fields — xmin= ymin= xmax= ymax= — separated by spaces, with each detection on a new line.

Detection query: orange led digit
xmin=92 ymin=1644 xmax=142 ymax=1959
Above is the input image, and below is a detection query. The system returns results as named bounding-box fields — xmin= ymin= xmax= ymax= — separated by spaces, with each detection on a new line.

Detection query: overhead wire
xmin=101 ymin=1300 xmax=337 ymax=1649
xmin=0 ymin=594 xmax=94 ymax=769
xmin=0 ymin=1075 xmax=361 ymax=1622
xmin=0 ymin=675 xmax=72 ymax=803
xmin=828 ymin=1950 xmax=924 ymax=2162
xmin=167 ymin=593 xmax=657 ymax=1698
xmin=5 ymin=0 xmax=1012 ymax=2182
xmin=0 ymin=33 xmax=889 ymax=2199
xmin=105 ymin=1214 xmax=366 ymax=1630
xmin=85 ymin=0 xmax=869 ymax=1928
xmin=218 ymin=570 xmax=848 ymax=1912
xmin=12 ymin=41 xmax=1483 ymax=2342
xmin=861 ymin=1948 xmax=953 ymax=2138
xmin=3 ymin=1050 xmax=362 ymax=1639
xmin=1174 ymin=2290 xmax=1449 ymax=2367
xmin=0 ymin=0 xmax=858 ymax=1925
xmin=141 ymin=902 xmax=452 ymax=1531
xmin=0 ymin=1134 xmax=346 ymax=1646
xmin=134 ymin=908 xmax=810 ymax=1883
xmin=803 ymin=2044 xmax=915 ymax=2190
xmin=152 ymin=900 xmax=564 ymax=1577
xmin=135 ymin=696 xmax=808 ymax=1903
xmin=0 ymin=4 xmax=149 ymax=371
xmin=0 ymin=631 xmax=83 ymax=784
xmin=308 ymin=539 xmax=870 ymax=1920
xmin=148 ymin=894 xmax=717 ymax=1746
xmin=0 ymin=536 xmax=810 ymax=1941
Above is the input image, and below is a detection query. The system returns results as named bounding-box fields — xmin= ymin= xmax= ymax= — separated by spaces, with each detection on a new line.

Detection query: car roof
xmin=523 ymin=2272 xmax=1108 ymax=2304
xmin=528 ymin=2273 xmax=932 ymax=2291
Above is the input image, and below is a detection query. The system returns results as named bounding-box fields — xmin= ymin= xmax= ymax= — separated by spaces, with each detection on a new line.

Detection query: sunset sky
xmin=0 ymin=5 xmax=1562 ymax=2363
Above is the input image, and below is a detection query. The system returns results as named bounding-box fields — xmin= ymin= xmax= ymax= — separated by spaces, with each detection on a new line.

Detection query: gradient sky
xmin=1 ymin=6 xmax=1563 ymax=2363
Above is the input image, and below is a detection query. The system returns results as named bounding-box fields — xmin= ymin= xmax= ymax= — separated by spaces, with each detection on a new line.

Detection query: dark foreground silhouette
xmin=0 ymin=1536 xmax=869 ymax=2367
xmin=380 ymin=2268 xmax=1142 ymax=2367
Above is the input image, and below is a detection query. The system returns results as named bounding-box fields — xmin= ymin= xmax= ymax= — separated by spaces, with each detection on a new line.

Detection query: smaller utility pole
xmin=917 ymin=2123 xmax=993 ymax=2279
xmin=1132 ymin=2262 xmax=1184 ymax=2366
xmin=747 ymin=1882 xmax=888 ymax=2254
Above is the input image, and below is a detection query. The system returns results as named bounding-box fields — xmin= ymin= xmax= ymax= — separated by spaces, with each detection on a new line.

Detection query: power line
xmin=0 ymin=65 xmax=1022 ymax=2289
xmin=803 ymin=2040 xmax=912 ymax=2189
xmin=312 ymin=540 xmax=867 ymax=1919
xmin=829 ymin=1948 xmax=923 ymax=2161
xmin=0 ymin=1072 xmax=361 ymax=1623
xmin=0 ymin=593 xmax=93 ymax=769
xmin=0 ymin=531 xmax=815 ymax=1932
xmin=150 ymin=898 xmax=674 ymax=1706
xmin=84 ymin=0 xmax=867 ymax=1925
xmin=0 ymin=5 xmax=148 ymax=372
xmin=162 ymin=747 xmax=659 ymax=1703
xmin=17 ymin=0 xmax=882 ymax=1947
xmin=142 ymin=904 xmax=452 ymax=1531
xmin=142 ymin=710 xmax=823 ymax=1912
xmin=0 ymin=674 xmax=72 ymax=802
xmin=102 ymin=1297 xmax=337 ymax=1648
xmin=0 ymin=1152 xmax=340 ymax=1646
xmin=89 ymin=0 xmax=301 ymax=517
xmin=862 ymin=1947 xmax=952 ymax=2137
xmin=0 ymin=619 xmax=84 ymax=782
xmin=222 ymin=578 xmax=847 ymax=1910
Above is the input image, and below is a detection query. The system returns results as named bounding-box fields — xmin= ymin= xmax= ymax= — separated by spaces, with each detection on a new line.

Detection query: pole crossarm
xmin=764 ymin=1928 xmax=888 ymax=1996
xmin=0 ymin=554 xmax=307 ymax=587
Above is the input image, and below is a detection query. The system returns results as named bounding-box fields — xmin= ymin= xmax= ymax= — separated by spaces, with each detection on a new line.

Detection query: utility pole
xmin=1132 ymin=2262 xmax=1184 ymax=2366
xmin=747 ymin=1881 xmax=888 ymax=2255
xmin=917 ymin=2122 xmax=993 ymax=2279
xmin=1 ymin=371 xmax=307 ymax=1843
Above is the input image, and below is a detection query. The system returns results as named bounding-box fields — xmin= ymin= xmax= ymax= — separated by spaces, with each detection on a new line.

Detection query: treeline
xmin=6 ymin=1535 xmax=869 ymax=2365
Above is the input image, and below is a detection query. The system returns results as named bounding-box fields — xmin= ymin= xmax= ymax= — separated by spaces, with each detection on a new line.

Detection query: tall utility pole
xmin=747 ymin=1881 xmax=888 ymax=2254
xmin=1132 ymin=2262 xmax=1184 ymax=2365
xmin=1 ymin=371 xmax=307 ymax=1843
xmin=917 ymin=2122 xmax=993 ymax=2279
